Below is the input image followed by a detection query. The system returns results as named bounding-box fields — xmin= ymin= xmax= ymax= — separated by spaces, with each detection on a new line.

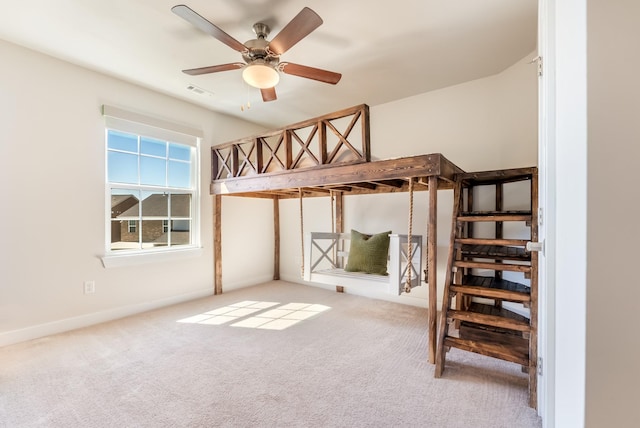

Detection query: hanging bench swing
xmin=301 ymin=178 xmax=425 ymax=295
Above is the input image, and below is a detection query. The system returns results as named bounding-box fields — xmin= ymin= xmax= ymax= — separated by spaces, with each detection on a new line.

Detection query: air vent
xmin=186 ymin=84 xmax=214 ymax=97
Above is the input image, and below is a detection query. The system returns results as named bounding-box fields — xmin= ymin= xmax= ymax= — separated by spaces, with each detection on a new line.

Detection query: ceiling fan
xmin=172 ymin=4 xmax=342 ymax=102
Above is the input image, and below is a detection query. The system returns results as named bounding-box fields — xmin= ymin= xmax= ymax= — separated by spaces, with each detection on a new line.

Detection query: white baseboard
xmin=0 ymin=287 xmax=214 ymax=348
xmin=221 ymin=274 xmax=276 ymax=292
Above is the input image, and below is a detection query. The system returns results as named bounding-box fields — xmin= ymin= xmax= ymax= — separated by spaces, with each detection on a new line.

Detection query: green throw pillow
xmin=344 ymin=229 xmax=391 ymax=275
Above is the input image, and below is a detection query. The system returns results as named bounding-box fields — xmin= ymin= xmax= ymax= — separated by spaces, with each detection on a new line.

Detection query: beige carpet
xmin=0 ymin=281 xmax=541 ymax=428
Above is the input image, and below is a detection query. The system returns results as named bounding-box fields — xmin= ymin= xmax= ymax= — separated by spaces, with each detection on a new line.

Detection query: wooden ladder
xmin=434 ymin=167 xmax=539 ymax=408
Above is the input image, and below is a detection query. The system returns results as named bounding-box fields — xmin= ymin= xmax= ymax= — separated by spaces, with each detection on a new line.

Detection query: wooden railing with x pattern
xmin=211 ymin=104 xmax=370 ymax=181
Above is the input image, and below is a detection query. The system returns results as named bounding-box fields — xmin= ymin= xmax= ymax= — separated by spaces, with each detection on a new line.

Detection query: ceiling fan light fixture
xmin=242 ymin=63 xmax=280 ymax=89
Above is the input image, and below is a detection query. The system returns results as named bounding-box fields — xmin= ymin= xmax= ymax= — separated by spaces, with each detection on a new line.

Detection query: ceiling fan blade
xmin=182 ymin=63 xmax=245 ymax=76
xmin=261 ymin=87 xmax=277 ymax=102
xmin=268 ymin=7 xmax=322 ymax=56
xmin=280 ymin=62 xmax=342 ymax=84
xmin=172 ymin=5 xmax=247 ymax=53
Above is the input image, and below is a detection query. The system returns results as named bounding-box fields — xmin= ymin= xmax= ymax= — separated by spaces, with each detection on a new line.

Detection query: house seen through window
xmin=107 ymin=129 xmax=197 ymax=252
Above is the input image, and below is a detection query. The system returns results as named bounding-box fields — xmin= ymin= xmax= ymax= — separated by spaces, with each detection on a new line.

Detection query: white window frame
xmin=101 ymin=105 xmax=203 ymax=268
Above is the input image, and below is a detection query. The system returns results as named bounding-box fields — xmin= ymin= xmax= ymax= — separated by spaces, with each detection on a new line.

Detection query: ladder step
xmin=458 ymin=167 xmax=536 ymax=185
xmin=444 ymin=336 xmax=529 ymax=366
xmin=448 ymin=309 xmax=531 ymax=332
xmin=465 ymin=301 xmax=530 ymax=321
xmin=451 ymin=284 xmax=530 ymax=303
xmin=458 ymin=211 xmax=531 ymax=222
xmin=454 ymin=260 xmax=531 ymax=273
xmin=459 ymin=321 xmax=529 ymax=354
xmin=458 ymin=274 xmax=530 ymax=294
xmin=457 ymin=238 xmax=528 ymax=247
xmin=459 ymin=243 xmax=530 ymax=261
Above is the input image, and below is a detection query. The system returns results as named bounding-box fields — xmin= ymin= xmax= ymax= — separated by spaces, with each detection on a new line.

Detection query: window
xmin=103 ymin=106 xmax=202 ymax=259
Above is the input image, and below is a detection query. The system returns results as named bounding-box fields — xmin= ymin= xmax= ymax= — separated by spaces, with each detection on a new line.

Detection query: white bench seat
xmin=304 ymin=232 xmax=423 ymax=295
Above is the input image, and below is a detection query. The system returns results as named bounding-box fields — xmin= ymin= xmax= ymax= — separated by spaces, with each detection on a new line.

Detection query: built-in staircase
xmin=434 ymin=167 xmax=538 ymax=408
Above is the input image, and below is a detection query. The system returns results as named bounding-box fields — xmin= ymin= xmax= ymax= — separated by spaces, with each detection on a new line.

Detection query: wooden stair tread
xmin=451 ymin=284 xmax=530 ymax=302
xmin=459 ymin=321 xmax=529 ymax=353
xmin=465 ymin=302 xmax=530 ymax=323
xmin=448 ymin=308 xmax=530 ymax=333
xmin=460 ymin=274 xmax=530 ymax=294
xmin=454 ymin=260 xmax=531 ymax=273
xmin=458 ymin=167 xmax=536 ymax=186
xmin=460 ymin=243 xmax=530 ymax=261
xmin=444 ymin=336 xmax=529 ymax=366
xmin=457 ymin=238 xmax=529 ymax=246
xmin=458 ymin=211 xmax=532 ymax=222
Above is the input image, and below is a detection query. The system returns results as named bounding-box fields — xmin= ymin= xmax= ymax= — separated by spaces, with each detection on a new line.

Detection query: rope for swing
xmin=330 ymin=190 xmax=336 ymax=266
xmin=405 ymin=177 xmax=414 ymax=293
xmin=299 ymin=188 xmax=304 ymax=278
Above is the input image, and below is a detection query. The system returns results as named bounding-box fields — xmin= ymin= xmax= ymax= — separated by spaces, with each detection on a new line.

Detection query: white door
xmin=537 ymin=0 xmax=555 ymax=423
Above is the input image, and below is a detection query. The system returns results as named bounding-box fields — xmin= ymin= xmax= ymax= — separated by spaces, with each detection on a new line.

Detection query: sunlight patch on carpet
xmin=177 ymin=301 xmax=331 ymax=330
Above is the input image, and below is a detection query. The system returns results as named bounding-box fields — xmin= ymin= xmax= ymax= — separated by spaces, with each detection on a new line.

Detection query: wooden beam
xmin=273 ymin=196 xmax=280 ymax=280
xmin=214 ymin=195 xmax=222 ymax=295
xmin=211 ymin=154 xmax=462 ymax=195
xmin=371 ymin=179 xmax=405 ymax=188
xmin=335 ymin=191 xmax=344 ymax=234
xmin=428 ymin=175 xmax=438 ymax=364
xmin=335 ymin=191 xmax=344 ymax=269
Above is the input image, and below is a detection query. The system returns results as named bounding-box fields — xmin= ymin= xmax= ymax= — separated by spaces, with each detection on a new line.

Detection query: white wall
xmin=585 ymin=1 xmax=640 ymax=426
xmin=549 ymin=0 xmax=588 ymax=425
xmin=0 ymin=40 xmax=537 ymax=346
xmin=0 ymin=40 xmax=265 ymax=346
xmin=279 ymin=53 xmax=539 ymax=307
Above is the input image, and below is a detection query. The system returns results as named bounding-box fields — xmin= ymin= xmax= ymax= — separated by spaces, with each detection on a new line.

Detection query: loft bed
xmin=210 ymin=104 xmax=464 ymax=363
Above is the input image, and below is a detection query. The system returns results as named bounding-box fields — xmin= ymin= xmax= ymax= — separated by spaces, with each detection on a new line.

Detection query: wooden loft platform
xmin=209 ymin=104 xmax=462 ymax=198
xmin=211 ymin=152 xmax=462 ymax=198
xmin=209 ymin=104 xmax=465 ymax=364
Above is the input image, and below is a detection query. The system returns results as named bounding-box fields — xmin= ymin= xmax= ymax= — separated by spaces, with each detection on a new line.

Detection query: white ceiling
xmin=0 ymin=0 xmax=537 ymax=127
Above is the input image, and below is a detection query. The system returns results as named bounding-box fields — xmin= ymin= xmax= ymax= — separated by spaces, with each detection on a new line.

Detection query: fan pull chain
xmin=240 ymin=82 xmax=252 ymax=111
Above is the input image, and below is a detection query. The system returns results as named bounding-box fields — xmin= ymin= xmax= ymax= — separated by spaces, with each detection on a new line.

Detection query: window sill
xmin=101 ymin=247 xmax=204 ymax=268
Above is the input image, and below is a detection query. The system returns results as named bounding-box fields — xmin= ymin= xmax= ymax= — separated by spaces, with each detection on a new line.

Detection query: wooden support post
xmin=428 ymin=175 xmax=438 ymax=364
xmin=335 ymin=191 xmax=344 ymax=234
xmin=214 ymin=195 xmax=222 ymax=295
xmin=335 ymin=192 xmax=344 ymax=268
xmin=495 ymin=183 xmax=504 ymax=284
xmin=273 ymin=196 xmax=280 ymax=280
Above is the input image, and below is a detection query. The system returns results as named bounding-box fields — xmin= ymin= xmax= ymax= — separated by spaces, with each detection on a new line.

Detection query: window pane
xmin=141 ymin=137 xmax=167 ymax=157
xmin=140 ymin=156 xmax=166 ymax=186
xmin=110 ymin=190 xmax=140 ymax=251
xmin=141 ymin=220 xmax=167 ymax=248
xmin=168 ymin=161 xmax=191 ymax=188
xmin=108 ymin=152 xmax=138 ymax=184
xmin=171 ymin=220 xmax=191 ymax=245
xmin=172 ymin=220 xmax=190 ymax=231
xmin=141 ymin=192 xmax=168 ymax=217
xmin=170 ymin=194 xmax=191 ymax=218
xmin=110 ymin=190 xmax=139 ymax=219
xmin=169 ymin=143 xmax=191 ymax=161
xmin=108 ymin=130 xmax=137 ymax=153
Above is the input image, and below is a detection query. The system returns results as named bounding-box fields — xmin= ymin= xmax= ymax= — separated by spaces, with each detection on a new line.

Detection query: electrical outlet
xmin=83 ymin=280 xmax=95 ymax=294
